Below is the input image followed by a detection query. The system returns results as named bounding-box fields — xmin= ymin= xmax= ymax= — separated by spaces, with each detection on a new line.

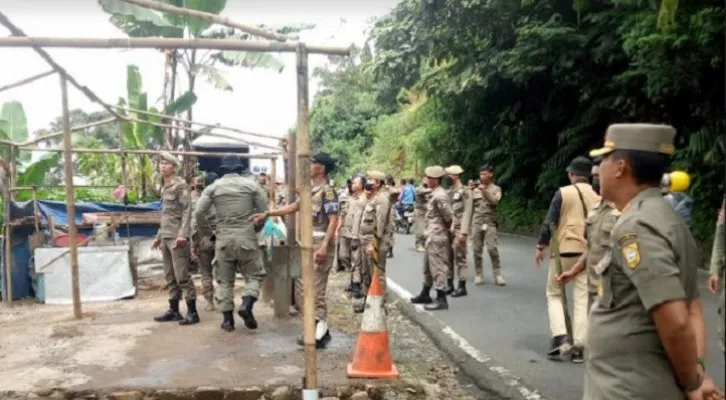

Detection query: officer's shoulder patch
xmin=621 ymin=241 xmax=640 ymax=269
xmin=325 ymin=188 xmax=335 ymax=201
xmin=618 ymin=232 xmax=637 ymax=245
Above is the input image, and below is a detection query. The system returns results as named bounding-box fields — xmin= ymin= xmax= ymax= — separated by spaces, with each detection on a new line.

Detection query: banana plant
xmin=0 ymin=101 xmax=60 ymax=187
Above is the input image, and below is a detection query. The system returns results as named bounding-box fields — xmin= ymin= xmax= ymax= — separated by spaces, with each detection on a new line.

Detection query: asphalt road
xmin=385 ymin=232 xmax=726 ymax=400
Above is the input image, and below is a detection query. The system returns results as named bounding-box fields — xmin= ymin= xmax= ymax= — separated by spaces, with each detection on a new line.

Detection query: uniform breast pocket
xmin=163 ymin=193 xmax=177 ymax=208
xmin=363 ymin=205 xmax=375 ymax=223
xmin=599 ymin=220 xmax=615 ymax=247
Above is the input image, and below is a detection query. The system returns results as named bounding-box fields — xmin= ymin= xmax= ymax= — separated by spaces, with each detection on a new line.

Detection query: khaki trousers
xmin=452 ymin=232 xmax=468 ymax=281
xmin=161 ymin=238 xmax=196 ymax=301
xmin=424 ymin=235 xmax=451 ymax=291
xmin=546 ymin=256 xmax=588 ymax=345
xmin=294 ymin=239 xmax=335 ymax=321
xmin=472 ymin=225 xmax=502 ymax=276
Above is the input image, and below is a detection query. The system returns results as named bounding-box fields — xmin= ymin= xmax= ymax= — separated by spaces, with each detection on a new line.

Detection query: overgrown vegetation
xmin=306 ymin=0 xmax=724 ymax=257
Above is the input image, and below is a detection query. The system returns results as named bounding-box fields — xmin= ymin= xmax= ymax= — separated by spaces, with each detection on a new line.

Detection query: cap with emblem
xmin=425 ymin=166 xmax=445 ymax=179
xmin=366 ymin=170 xmax=386 ymax=181
xmin=445 ymin=165 xmax=464 ymax=175
xmin=311 ymin=152 xmax=336 ymax=174
xmin=566 ymin=156 xmax=593 ymax=176
xmin=159 ymin=151 xmax=179 ymax=167
xmin=589 ymin=123 xmax=676 ymax=158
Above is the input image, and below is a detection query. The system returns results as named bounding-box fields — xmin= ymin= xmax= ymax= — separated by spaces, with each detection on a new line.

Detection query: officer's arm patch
xmin=620 ymin=239 xmax=640 ymax=269
xmin=323 ymin=188 xmax=339 ymax=214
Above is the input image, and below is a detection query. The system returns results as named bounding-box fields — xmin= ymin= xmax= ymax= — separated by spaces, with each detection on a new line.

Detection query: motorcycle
xmin=395 ymin=204 xmax=415 ymax=234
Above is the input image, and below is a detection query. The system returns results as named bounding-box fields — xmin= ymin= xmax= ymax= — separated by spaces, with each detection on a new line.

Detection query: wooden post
xmin=119 ymin=122 xmax=131 ymax=239
xmin=270 ymin=158 xmax=277 ymax=208
xmin=296 ymin=43 xmax=317 ymax=394
xmin=60 ymin=76 xmax=82 ymax=320
xmin=287 ymin=134 xmax=298 ymax=238
xmin=31 ymin=186 xmax=41 ymax=233
xmin=9 ymin=146 xmax=16 ymax=200
xmin=3 ymin=182 xmax=12 ymax=304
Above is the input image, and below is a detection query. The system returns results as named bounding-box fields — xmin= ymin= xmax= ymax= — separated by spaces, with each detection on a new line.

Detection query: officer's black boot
xmin=154 ymin=299 xmax=183 ymax=322
xmin=570 ymin=345 xmax=584 ymax=364
xmin=221 ymin=311 xmax=235 ymax=332
xmin=424 ymin=290 xmax=449 ymax=311
xmin=238 ymin=296 xmax=258 ymax=330
xmin=351 ymin=283 xmax=366 ymax=313
xmin=179 ymin=299 xmax=200 ymax=325
xmin=451 ymin=281 xmax=467 ymax=297
xmin=445 ymin=278 xmax=455 ymax=295
xmin=410 ymin=285 xmax=433 ymax=304
xmin=547 ymin=335 xmax=571 ymax=360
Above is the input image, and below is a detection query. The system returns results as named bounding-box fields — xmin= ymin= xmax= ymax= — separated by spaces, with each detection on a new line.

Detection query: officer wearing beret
xmin=410 ymin=166 xmax=454 ymax=310
xmin=584 ymin=124 xmax=723 ymax=399
xmin=152 ymin=152 xmax=198 ymax=326
xmin=252 ymin=152 xmax=339 ymax=349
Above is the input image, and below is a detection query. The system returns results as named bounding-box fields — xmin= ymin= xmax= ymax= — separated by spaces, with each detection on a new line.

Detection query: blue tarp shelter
xmin=1 ymin=200 xmax=161 ymax=301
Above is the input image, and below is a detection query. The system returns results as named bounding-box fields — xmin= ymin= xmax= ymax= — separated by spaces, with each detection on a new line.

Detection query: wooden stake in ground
xmin=296 ymin=43 xmax=317 ymax=394
xmin=3 ymin=180 xmax=13 ymax=304
xmin=60 ymin=76 xmax=83 ymax=320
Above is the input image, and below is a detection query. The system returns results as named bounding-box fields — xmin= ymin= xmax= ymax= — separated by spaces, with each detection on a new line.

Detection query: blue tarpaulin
xmin=1 ymin=199 xmax=162 ymax=301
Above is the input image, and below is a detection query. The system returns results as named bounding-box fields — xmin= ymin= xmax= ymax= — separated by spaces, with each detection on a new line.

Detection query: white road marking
xmin=387 ymin=277 xmax=546 ymax=400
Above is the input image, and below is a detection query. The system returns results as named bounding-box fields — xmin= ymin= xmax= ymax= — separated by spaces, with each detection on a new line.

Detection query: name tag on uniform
xmin=453 ymin=193 xmax=461 ymax=200
xmin=481 ymin=224 xmax=488 ymax=232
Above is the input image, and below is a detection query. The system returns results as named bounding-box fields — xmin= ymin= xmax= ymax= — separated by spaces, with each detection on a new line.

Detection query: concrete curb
xmin=387 ymin=279 xmax=547 ymax=400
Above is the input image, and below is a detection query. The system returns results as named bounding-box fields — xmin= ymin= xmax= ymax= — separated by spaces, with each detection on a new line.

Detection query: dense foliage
xmin=306 ymin=0 xmax=724 ymax=257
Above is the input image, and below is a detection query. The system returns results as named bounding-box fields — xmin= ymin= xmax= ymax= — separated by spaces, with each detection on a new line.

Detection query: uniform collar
xmin=622 ymin=187 xmax=661 ymax=213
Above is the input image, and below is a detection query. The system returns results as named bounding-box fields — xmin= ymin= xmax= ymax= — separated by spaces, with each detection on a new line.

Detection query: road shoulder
xmin=387 ymin=278 xmax=548 ymax=400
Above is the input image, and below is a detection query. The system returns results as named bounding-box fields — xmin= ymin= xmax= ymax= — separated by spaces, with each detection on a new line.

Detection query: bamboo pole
xmin=0 ymin=12 xmax=126 ymax=121
xmin=296 ymin=43 xmax=317 ymax=394
xmin=0 ymin=70 xmax=54 ymax=93
xmin=12 ymin=185 xmax=120 ymax=191
xmin=120 ymin=115 xmax=281 ymax=151
xmin=20 ymin=118 xmax=118 ymax=146
xmin=15 ymin=146 xmax=280 ymax=159
xmin=111 ymin=105 xmax=283 ymax=141
xmin=119 ymin=122 xmax=131 ymax=239
xmin=119 ymin=0 xmax=289 ymax=42
xmin=3 ymin=182 xmax=13 ymax=304
xmin=31 ymin=187 xmax=41 ymax=233
xmin=270 ymin=157 xmax=277 ymax=208
xmin=0 ymin=36 xmax=352 ymax=55
xmin=9 ymin=146 xmax=16 ymax=200
xmin=60 ymin=76 xmax=83 ymax=320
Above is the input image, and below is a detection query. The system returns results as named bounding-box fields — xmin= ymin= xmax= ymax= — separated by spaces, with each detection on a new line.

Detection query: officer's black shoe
xmin=221 ymin=311 xmax=235 ymax=332
xmin=424 ymin=290 xmax=449 ymax=311
xmin=547 ymin=335 xmax=571 ymax=360
xmin=445 ymin=278 xmax=455 ymax=295
xmin=238 ymin=296 xmax=258 ymax=330
xmin=353 ymin=301 xmax=365 ymax=314
xmin=179 ymin=299 xmax=200 ymax=325
xmin=350 ymin=283 xmax=365 ymax=299
xmin=570 ymin=345 xmax=584 ymax=364
xmin=451 ymin=281 xmax=467 ymax=297
xmin=154 ymin=299 xmax=183 ymax=322
xmin=410 ymin=285 xmax=433 ymax=304
xmin=296 ymin=321 xmax=332 ymax=349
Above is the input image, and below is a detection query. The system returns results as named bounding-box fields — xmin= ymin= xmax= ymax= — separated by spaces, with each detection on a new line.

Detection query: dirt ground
xmin=0 ymin=268 xmax=483 ymax=399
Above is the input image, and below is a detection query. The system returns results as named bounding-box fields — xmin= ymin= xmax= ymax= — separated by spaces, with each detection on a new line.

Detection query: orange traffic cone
xmin=347 ymin=269 xmax=400 ymax=379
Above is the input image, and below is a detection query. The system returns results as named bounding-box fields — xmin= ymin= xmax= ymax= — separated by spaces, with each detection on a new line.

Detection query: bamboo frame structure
xmin=15 ymin=146 xmax=279 ymax=159
xmin=0 ymin=70 xmax=55 ymax=94
xmin=0 ymin=37 xmax=351 ymax=55
xmin=110 ymin=105 xmax=283 ymax=141
xmin=0 ymin=6 xmax=351 ymax=393
xmin=21 ymin=117 xmax=118 ymax=146
xmin=118 ymin=0 xmax=289 ymax=42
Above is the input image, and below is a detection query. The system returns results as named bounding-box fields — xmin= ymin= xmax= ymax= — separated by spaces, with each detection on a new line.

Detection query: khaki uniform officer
xmin=190 ymin=172 xmax=218 ymax=312
xmin=252 ymin=152 xmax=339 ymax=349
xmin=410 ymin=166 xmax=454 ymax=311
xmin=355 ymin=171 xmax=395 ymax=313
xmin=470 ymin=165 xmax=505 ymax=286
xmin=152 ymin=152 xmax=198 ymax=326
xmin=445 ymin=165 xmax=473 ymax=297
xmin=708 ymin=198 xmax=725 ymax=353
xmin=414 ymin=183 xmax=432 ymax=252
xmin=585 ymin=124 xmax=723 ymax=399
xmin=338 ymin=176 xmax=366 ymax=297
xmin=196 ymin=156 xmax=267 ymax=332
